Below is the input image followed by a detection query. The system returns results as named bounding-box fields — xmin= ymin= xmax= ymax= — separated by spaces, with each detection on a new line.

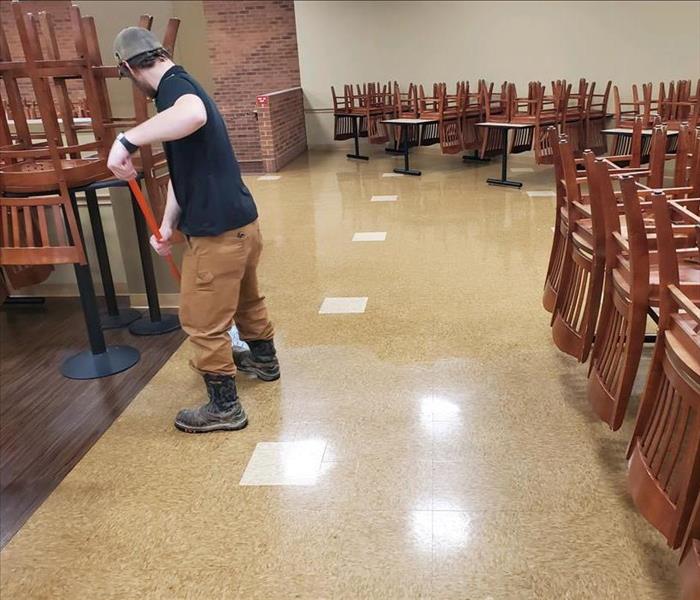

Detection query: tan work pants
xmin=179 ymin=220 xmax=274 ymax=376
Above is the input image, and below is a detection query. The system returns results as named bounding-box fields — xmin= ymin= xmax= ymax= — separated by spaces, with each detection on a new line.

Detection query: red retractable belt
xmin=128 ymin=179 xmax=181 ymax=282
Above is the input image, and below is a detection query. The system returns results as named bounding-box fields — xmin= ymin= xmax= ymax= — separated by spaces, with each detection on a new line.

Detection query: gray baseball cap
xmin=113 ymin=27 xmax=163 ymax=63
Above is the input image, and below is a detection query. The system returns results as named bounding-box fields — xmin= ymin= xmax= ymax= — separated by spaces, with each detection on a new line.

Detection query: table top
xmin=601 ymin=128 xmax=679 ymax=136
xmin=476 ymin=122 xmax=535 ymax=129
xmin=381 ymin=118 xmax=439 ymax=125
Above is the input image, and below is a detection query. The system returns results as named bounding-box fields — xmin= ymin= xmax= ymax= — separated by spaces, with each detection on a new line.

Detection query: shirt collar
xmin=155 ymin=65 xmax=186 ymax=98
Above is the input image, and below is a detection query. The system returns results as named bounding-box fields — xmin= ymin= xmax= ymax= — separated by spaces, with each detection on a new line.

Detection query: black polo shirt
xmin=154 ymin=65 xmax=258 ymax=237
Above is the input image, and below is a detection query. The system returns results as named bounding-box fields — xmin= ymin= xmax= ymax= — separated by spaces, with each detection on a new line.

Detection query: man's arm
xmin=107 ymin=94 xmax=207 ymax=180
xmin=150 ymin=180 xmax=182 ymax=256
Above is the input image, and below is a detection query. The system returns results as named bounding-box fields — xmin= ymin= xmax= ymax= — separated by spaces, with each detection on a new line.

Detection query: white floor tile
xmin=240 ymin=440 xmax=327 ymax=486
xmin=511 ymin=167 xmax=534 ymax=173
xmin=382 ymin=172 xmax=404 ymax=178
xmin=352 ymin=232 xmax=387 ymax=242
xmin=319 ymin=297 xmax=368 ymax=314
xmin=257 ymin=175 xmax=281 ymax=181
xmin=371 ymin=194 xmax=398 ymax=202
xmin=526 ymin=190 xmax=556 ymax=198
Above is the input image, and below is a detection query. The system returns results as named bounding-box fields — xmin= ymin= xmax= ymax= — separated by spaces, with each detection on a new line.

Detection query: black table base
xmin=486 ymin=177 xmax=522 ymax=188
xmin=463 ymin=152 xmax=490 ymax=163
xmin=392 ymin=123 xmax=422 ymax=176
xmin=79 ymin=182 xmax=143 ymax=330
xmin=61 ymin=345 xmax=141 ymax=380
xmin=129 ymin=313 xmax=180 ymax=336
xmin=346 ymin=115 xmax=368 ymax=160
xmin=100 ymin=308 xmax=142 ymax=330
xmin=485 ymin=127 xmax=523 ymax=188
xmin=394 ymin=167 xmax=421 ymax=176
xmin=62 ymin=191 xmax=140 ymax=380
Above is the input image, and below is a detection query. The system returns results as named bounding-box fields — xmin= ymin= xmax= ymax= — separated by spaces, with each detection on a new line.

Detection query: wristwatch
xmin=117 ymin=132 xmax=139 ymax=154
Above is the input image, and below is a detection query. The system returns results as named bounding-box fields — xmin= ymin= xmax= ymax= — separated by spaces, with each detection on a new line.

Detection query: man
xmin=107 ymin=27 xmax=280 ymax=433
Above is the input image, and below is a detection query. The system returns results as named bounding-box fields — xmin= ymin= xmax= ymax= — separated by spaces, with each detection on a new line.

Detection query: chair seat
xmin=613 ymin=259 xmax=700 ymax=305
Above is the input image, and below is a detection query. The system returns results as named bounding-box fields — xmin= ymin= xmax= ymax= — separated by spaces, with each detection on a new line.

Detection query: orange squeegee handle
xmin=128 ymin=179 xmax=181 ymax=282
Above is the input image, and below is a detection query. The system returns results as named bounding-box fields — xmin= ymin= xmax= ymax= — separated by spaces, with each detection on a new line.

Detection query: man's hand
xmin=107 ymin=138 xmax=137 ymax=180
xmin=150 ymin=223 xmax=174 ymax=256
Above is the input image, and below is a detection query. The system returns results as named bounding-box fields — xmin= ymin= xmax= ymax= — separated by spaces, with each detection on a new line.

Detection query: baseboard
xmin=129 ymin=293 xmax=180 ymax=309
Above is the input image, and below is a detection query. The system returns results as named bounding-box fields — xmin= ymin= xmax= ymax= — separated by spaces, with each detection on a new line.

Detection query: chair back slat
xmin=23 ymin=206 xmax=34 ymax=247
xmin=36 ymin=203 xmax=50 ymax=247
xmin=11 ymin=206 xmax=21 ymax=248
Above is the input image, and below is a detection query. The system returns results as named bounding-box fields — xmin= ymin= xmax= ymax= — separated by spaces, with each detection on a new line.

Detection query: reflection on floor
xmin=0 ymin=147 xmax=680 ymax=599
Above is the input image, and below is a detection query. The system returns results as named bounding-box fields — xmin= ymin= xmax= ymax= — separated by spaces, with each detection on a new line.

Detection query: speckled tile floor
xmin=0 ymin=146 xmax=680 ymax=599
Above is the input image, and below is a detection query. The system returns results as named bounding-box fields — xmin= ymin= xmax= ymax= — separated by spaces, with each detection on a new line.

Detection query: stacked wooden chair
xmin=331 ymin=82 xmax=394 ymax=146
xmin=477 ymin=80 xmax=510 ymax=159
xmin=584 ymin=80 xmax=612 ymax=154
xmin=543 ymin=116 xmax=700 ymax=588
xmin=416 ymin=82 xmax=463 ymax=154
xmin=625 ymin=188 xmax=700 ymax=549
xmin=681 ymin=495 xmax=700 ymax=600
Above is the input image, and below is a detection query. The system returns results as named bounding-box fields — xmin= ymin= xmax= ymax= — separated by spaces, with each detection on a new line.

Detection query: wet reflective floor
xmin=0 ymin=148 xmax=679 ymax=599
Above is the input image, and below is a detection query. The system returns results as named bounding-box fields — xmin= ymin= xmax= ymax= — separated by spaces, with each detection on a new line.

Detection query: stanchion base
xmin=61 ymin=345 xmax=140 ymax=380
xmin=487 ymin=177 xmax=522 ymax=188
xmin=129 ymin=313 xmax=180 ymax=336
xmin=463 ymin=154 xmax=490 ymax=163
xmin=385 ymin=147 xmax=404 ymax=155
xmin=346 ymin=153 xmax=369 ymax=161
xmin=101 ymin=308 xmax=142 ymax=330
xmin=394 ymin=168 xmax=421 ymax=176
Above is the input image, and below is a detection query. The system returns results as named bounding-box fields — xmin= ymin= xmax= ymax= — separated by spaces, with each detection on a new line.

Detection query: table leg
xmin=83 ymin=188 xmax=140 ymax=329
xmin=393 ymin=124 xmax=421 ymax=176
xmin=346 ymin=116 xmax=369 ymax=160
xmin=385 ymin=125 xmax=404 ymax=155
xmin=127 ymin=185 xmax=180 ymax=336
xmin=60 ymin=192 xmax=140 ymax=380
xmin=486 ymin=128 xmax=523 ymax=188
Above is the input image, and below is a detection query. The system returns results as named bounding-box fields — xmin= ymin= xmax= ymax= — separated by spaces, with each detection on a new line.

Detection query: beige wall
xmin=294 ymin=0 xmax=700 ymax=146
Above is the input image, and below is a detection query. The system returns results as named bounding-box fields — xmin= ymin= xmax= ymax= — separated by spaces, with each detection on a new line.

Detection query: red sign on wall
xmin=256 ymin=95 xmax=269 ymax=106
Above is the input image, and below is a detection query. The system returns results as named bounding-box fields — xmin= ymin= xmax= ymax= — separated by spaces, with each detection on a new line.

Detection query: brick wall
xmin=202 ymin=0 xmax=302 ymax=172
xmin=256 ymin=87 xmax=307 ymax=172
xmin=0 ymin=0 xmax=80 ymax=108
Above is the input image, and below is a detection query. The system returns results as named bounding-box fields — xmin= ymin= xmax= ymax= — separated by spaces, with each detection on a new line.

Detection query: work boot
xmin=233 ymin=339 xmax=280 ymax=382
xmin=174 ymin=374 xmax=248 ymax=433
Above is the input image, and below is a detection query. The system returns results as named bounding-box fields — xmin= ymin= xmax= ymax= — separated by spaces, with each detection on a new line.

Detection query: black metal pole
xmin=501 ymin=127 xmax=508 ymax=182
xmin=69 ymin=192 xmax=107 ymax=355
xmin=84 ymin=188 xmax=119 ymax=317
xmin=353 ymin=116 xmax=360 ymax=156
xmin=129 ymin=188 xmax=162 ymax=323
xmin=403 ymin=124 xmax=409 ymax=171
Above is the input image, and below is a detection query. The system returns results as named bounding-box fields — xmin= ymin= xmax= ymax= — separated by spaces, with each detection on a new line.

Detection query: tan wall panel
xmin=294 ymin=0 xmax=700 ymax=146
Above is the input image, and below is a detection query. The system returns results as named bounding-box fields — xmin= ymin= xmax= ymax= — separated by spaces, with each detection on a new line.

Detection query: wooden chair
xmin=0 ymin=192 xmax=86 ymax=267
xmin=586 ymin=166 xmax=700 ymax=430
xmin=417 ymin=82 xmax=463 ymax=154
xmin=477 ymin=81 xmax=510 ymax=159
xmin=626 ymin=190 xmax=700 ymax=548
xmin=542 ymin=127 xmax=568 ymax=312
xmin=550 ymin=141 xmax=606 ymax=362
xmin=0 ymin=3 xmax=111 ymax=193
xmin=393 ymin=82 xmax=418 ymax=119
xmin=459 ymin=80 xmax=482 ymax=154
xmin=509 ymin=81 xmax=560 ymax=164
xmin=584 ymin=80 xmax=612 ymax=154
xmin=680 ymin=494 xmax=700 ymax=600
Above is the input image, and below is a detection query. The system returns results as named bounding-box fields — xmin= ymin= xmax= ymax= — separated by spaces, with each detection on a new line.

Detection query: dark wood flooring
xmin=0 ymin=298 xmax=185 ymax=548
